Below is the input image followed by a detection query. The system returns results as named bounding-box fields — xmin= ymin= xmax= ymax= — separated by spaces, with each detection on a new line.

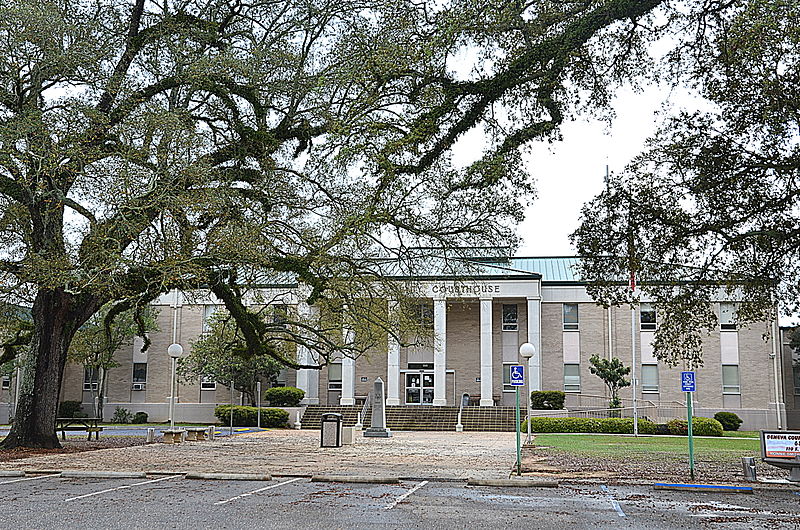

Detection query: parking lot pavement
xmin=2 ymin=474 xmax=800 ymax=529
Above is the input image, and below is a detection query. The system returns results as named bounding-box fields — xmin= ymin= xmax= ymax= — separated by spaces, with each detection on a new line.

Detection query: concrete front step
xmin=301 ymin=405 xmax=519 ymax=431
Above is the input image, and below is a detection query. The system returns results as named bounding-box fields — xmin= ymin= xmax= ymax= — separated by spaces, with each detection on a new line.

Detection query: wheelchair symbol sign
xmin=681 ymin=371 xmax=696 ymax=392
xmin=510 ymin=365 xmax=525 ymax=386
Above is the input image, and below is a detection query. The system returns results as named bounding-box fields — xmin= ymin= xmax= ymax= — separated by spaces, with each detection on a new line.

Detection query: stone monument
xmin=364 ymin=377 xmax=392 ymax=438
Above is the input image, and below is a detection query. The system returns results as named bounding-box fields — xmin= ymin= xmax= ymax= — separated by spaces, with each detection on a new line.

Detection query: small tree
xmin=67 ymin=305 xmax=158 ymax=420
xmin=588 ymin=355 xmax=632 ymax=412
xmin=179 ymin=314 xmax=283 ymax=406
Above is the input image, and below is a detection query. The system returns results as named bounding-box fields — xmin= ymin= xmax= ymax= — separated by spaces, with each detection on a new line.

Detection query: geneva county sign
xmin=763 ymin=432 xmax=800 ymax=459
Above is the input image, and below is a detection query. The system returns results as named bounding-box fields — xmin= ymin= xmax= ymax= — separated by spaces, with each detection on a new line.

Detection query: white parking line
xmin=64 ymin=474 xmax=181 ymax=502
xmin=600 ymin=485 xmax=627 ymax=518
xmin=214 ymin=477 xmax=303 ymax=505
xmin=0 ymin=474 xmax=58 ymax=485
xmin=385 ymin=480 xmax=429 ymax=510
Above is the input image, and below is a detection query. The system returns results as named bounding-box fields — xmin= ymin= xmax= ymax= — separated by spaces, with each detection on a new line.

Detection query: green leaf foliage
xmin=263 ymin=387 xmax=304 ymax=407
xmin=520 ymin=417 xmax=656 ymax=435
xmin=530 ymin=391 xmax=565 ymax=410
xmin=713 ymin=412 xmax=743 ymax=432
xmin=666 ymin=417 xmax=724 ymax=437
xmin=214 ymin=406 xmax=289 ymax=428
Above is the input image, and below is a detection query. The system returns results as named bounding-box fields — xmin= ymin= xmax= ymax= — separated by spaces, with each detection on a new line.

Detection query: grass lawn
xmin=535 ymin=433 xmax=759 ymax=460
xmin=722 ymin=430 xmax=759 ymax=438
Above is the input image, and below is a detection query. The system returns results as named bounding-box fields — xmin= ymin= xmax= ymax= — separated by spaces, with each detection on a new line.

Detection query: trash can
xmin=742 ymin=457 xmax=757 ymax=482
xmin=321 ymin=413 xmax=343 ymax=448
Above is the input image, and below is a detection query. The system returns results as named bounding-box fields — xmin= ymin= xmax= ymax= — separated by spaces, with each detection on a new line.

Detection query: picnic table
xmin=55 ymin=417 xmax=103 ymax=441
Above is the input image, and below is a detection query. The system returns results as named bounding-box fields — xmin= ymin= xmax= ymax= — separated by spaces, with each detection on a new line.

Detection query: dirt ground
xmin=0 ymin=429 xmax=790 ymax=484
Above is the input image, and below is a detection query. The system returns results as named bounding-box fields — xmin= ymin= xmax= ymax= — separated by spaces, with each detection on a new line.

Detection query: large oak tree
xmin=573 ymin=1 xmax=798 ymax=367
xmin=0 ymin=0 xmax=685 ymax=448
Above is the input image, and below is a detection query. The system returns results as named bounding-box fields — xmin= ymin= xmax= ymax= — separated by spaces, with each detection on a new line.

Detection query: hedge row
xmin=666 ymin=417 xmax=724 ymax=437
xmin=520 ymin=417 xmax=657 ymax=435
xmin=214 ymin=406 xmax=290 ymax=427
xmin=520 ymin=416 xmax=725 ymax=436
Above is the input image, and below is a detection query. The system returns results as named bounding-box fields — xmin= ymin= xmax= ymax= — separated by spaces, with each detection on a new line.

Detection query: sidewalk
xmin=0 ymin=430 xmax=517 ymax=479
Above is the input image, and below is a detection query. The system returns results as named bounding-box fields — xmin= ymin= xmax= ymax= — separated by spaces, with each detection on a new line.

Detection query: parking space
xmin=2 ymin=474 xmax=800 ymax=529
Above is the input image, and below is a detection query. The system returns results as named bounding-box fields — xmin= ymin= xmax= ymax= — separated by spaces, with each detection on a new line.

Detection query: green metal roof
xmin=508 ymin=257 xmax=582 ymax=283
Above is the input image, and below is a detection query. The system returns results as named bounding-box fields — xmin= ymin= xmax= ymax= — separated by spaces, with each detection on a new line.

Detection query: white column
xmin=340 ymin=326 xmax=356 ymax=405
xmin=480 ymin=298 xmax=494 ymax=406
xmin=386 ymin=300 xmax=401 ymax=406
xmin=433 ymin=298 xmax=447 ymax=406
xmin=297 ymin=303 xmax=320 ymax=405
xmin=527 ymin=297 xmax=542 ymax=391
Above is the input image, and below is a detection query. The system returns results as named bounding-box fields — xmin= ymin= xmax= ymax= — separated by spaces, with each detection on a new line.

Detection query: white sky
xmin=516 ymin=85 xmax=671 ymax=256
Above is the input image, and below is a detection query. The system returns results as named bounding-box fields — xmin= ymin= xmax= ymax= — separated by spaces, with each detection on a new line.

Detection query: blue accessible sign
xmin=510 ymin=365 xmax=525 ymax=386
xmin=681 ymin=371 xmax=696 ymax=392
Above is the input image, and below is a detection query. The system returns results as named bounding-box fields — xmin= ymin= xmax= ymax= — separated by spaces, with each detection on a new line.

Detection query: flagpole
xmin=631 ymin=284 xmax=638 ymax=437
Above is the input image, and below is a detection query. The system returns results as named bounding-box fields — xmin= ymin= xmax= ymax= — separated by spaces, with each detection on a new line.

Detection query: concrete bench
xmin=161 ymin=429 xmax=186 ymax=444
xmin=185 ymin=427 xmax=209 ymax=441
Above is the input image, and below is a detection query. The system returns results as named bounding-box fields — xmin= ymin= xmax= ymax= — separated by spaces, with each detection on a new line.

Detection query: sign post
xmin=681 ymin=371 xmax=697 ymax=479
xmin=511 ymin=365 xmax=525 ymax=476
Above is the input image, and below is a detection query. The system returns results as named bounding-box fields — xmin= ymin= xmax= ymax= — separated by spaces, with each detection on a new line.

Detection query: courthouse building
xmin=0 ymin=256 xmax=789 ymax=430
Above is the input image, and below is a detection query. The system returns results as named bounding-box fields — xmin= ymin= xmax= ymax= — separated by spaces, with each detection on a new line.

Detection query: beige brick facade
xmin=37 ymin=278 xmax=783 ymax=430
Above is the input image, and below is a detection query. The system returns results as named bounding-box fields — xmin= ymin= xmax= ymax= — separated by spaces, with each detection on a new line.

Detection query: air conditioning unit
xmin=132 ymin=383 xmax=146 ymax=391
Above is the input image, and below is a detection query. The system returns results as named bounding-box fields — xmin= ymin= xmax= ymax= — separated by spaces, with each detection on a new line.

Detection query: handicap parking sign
xmin=681 ymin=371 xmax=696 ymax=392
xmin=510 ymin=365 xmax=525 ymax=386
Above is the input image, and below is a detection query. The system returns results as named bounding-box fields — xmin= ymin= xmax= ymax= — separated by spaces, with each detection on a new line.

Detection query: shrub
xmin=214 ymin=405 xmax=289 ymax=428
xmin=530 ymin=391 xmax=565 ymax=410
xmin=666 ymin=417 xmax=724 ymax=437
xmin=132 ymin=411 xmax=149 ymax=424
xmin=654 ymin=423 xmax=670 ymax=435
xmin=263 ymin=386 xmax=305 ymax=407
xmin=520 ymin=416 xmax=656 ymax=435
xmin=111 ymin=406 xmax=133 ymax=424
xmin=714 ymin=411 xmax=743 ymax=431
xmin=58 ymin=400 xmax=83 ymax=418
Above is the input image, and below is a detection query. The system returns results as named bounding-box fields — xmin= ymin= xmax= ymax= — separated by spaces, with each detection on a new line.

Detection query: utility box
xmin=742 ymin=457 xmax=757 ymax=482
xmin=321 ymin=413 xmax=343 ymax=448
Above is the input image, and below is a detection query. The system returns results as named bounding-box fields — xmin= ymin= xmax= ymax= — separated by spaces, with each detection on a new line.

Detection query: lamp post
xmin=519 ymin=343 xmax=536 ymax=446
xmin=167 ymin=343 xmax=183 ymax=430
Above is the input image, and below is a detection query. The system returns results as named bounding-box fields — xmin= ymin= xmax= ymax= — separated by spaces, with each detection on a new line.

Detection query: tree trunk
xmin=0 ymin=289 xmax=99 ymax=449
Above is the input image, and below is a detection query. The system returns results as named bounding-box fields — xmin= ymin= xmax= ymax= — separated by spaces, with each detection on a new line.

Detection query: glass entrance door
xmin=405 ymin=373 xmax=434 ymax=404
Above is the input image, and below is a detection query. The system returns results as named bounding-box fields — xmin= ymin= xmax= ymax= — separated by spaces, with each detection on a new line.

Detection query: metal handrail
xmin=455 ymin=393 xmax=466 ymax=432
xmin=355 ymin=391 xmax=372 ymax=429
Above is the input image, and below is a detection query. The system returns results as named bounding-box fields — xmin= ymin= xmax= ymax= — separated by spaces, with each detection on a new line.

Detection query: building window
xmin=132 ymin=363 xmax=147 ymax=383
xmin=722 ymin=364 xmax=740 ymax=394
xmin=1 ymin=376 xmax=9 ymax=390
xmin=502 ymin=304 xmax=518 ymax=331
xmin=414 ymin=303 xmax=434 ymax=328
xmin=720 ymin=302 xmax=737 ymax=330
xmin=83 ymin=367 xmax=99 ymax=391
xmin=203 ymin=304 xmax=219 ymax=333
xmin=641 ymin=364 xmax=659 ymax=393
xmin=272 ymin=304 xmax=288 ymax=327
xmin=563 ymin=303 xmax=579 ymax=331
xmin=407 ymin=363 xmax=433 ymax=370
xmin=200 ymin=376 xmax=217 ymax=391
xmin=328 ymin=363 xmax=342 ymax=391
xmin=640 ymin=303 xmax=656 ymax=331
xmin=564 ymin=364 xmax=580 ymax=392
xmin=793 ymin=343 xmax=800 ymax=395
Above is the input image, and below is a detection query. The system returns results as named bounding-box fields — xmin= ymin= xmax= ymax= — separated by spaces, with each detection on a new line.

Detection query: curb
xmin=0 ymin=470 xmax=25 ymax=477
xmin=311 ymin=475 xmax=400 ymax=484
xmin=146 ymin=470 xmax=188 ymax=476
xmin=654 ymin=483 xmax=754 ymax=494
xmin=60 ymin=471 xmax=147 ymax=479
xmin=23 ymin=469 xmax=62 ymax=475
xmin=185 ymin=473 xmax=271 ymax=481
xmin=467 ymin=478 xmax=559 ymax=488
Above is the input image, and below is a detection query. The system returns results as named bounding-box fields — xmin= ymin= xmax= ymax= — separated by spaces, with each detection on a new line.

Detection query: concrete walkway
xmin=0 ymin=430 xmax=516 ymax=479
